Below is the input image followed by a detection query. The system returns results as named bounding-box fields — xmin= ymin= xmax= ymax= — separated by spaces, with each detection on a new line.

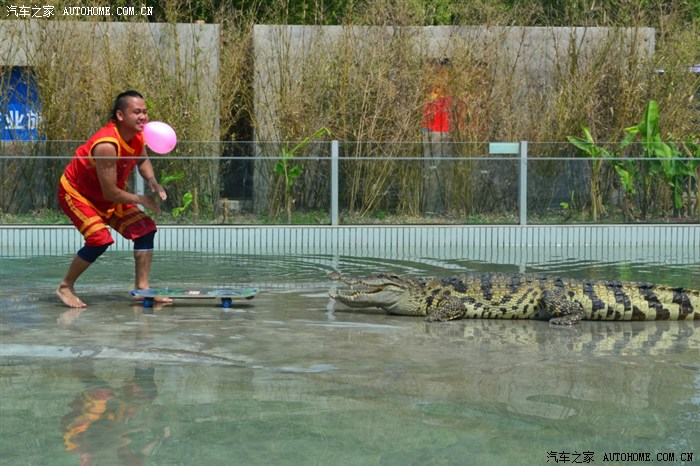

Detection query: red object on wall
xmin=422 ymin=96 xmax=453 ymax=132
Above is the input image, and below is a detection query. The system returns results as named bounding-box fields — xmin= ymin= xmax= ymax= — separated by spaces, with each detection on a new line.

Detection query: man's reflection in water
xmin=61 ymin=363 xmax=170 ymax=465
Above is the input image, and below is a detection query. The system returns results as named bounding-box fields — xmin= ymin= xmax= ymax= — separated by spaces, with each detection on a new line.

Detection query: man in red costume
xmin=421 ymin=58 xmax=454 ymax=214
xmin=57 ymin=90 xmax=167 ymax=308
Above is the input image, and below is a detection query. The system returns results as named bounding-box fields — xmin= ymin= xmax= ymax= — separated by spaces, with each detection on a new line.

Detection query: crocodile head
xmin=328 ymin=272 xmax=427 ymax=316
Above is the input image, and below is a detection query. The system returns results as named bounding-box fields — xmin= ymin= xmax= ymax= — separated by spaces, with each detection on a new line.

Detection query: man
xmin=421 ymin=58 xmax=453 ymax=214
xmin=56 ymin=90 xmax=167 ymax=308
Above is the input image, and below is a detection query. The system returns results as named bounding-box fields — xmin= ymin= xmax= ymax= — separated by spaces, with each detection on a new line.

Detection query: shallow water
xmin=1 ymin=252 xmax=699 ymax=465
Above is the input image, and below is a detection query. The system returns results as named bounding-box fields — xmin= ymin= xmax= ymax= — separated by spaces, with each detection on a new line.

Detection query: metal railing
xmin=2 ymin=139 xmax=699 ymax=225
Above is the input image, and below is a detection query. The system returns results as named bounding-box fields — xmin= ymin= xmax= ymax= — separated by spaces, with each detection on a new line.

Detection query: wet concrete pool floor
xmin=1 ymin=252 xmax=699 ymax=465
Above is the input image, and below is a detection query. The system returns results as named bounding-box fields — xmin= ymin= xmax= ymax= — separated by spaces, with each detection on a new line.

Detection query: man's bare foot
xmin=56 ymin=284 xmax=87 ymax=308
xmin=132 ymin=293 xmax=173 ymax=305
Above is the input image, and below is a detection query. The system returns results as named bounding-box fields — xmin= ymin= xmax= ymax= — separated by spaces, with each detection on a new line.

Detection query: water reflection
xmin=409 ymin=319 xmax=699 ymax=356
xmin=1 ymin=315 xmax=698 ymax=464
xmin=60 ymin=361 xmax=170 ymax=465
xmin=1 ymin=252 xmax=699 ymax=465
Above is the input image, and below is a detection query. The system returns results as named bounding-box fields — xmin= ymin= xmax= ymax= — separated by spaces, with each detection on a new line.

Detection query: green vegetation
xmin=569 ymin=101 xmax=700 ymax=221
xmin=272 ymin=127 xmax=331 ymax=223
xmin=1 ymin=0 xmax=698 ymax=224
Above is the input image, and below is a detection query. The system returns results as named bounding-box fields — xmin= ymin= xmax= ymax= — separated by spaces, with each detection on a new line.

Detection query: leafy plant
xmin=620 ymin=101 xmax=699 ymax=216
xmin=560 ymin=190 xmax=575 ymax=209
xmin=684 ymin=138 xmax=700 ymax=220
xmin=159 ymin=170 xmax=193 ymax=219
xmin=566 ymin=127 xmax=610 ymax=221
xmin=172 ymin=192 xmax=194 ymax=218
xmin=570 ymin=101 xmax=699 ymax=221
xmin=160 ymin=171 xmax=185 ymax=186
xmin=273 ymin=127 xmax=331 ymax=223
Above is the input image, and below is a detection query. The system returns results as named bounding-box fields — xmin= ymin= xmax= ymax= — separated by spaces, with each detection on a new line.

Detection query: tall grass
xmin=1 ymin=0 xmax=697 ymax=222
xmin=252 ymin=0 xmax=698 ymax=221
xmin=1 ymin=7 xmax=252 ymax=215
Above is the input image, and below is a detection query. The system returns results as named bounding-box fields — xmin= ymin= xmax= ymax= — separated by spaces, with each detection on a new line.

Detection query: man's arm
xmin=137 ymin=152 xmax=167 ymax=201
xmin=93 ymin=142 xmax=162 ymax=213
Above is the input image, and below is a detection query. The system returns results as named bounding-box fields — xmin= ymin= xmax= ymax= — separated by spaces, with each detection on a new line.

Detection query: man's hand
xmin=138 ymin=194 xmax=162 ymax=215
xmin=146 ymin=177 xmax=167 ymax=201
xmin=138 ymin=178 xmax=167 ymax=215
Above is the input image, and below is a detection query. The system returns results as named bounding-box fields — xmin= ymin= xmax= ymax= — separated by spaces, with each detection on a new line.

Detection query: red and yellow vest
xmin=61 ymin=121 xmax=144 ymax=214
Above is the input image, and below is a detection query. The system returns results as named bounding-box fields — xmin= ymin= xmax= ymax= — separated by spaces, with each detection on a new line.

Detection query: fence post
xmin=331 ymin=140 xmax=339 ymax=225
xmin=519 ymin=140 xmax=528 ymax=225
xmin=488 ymin=142 xmax=526 ymax=225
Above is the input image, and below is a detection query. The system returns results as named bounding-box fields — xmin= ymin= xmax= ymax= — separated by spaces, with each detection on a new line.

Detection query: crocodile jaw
xmin=330 ymin=284 xmax=408 ymax=309
xmin=328 ymin=272 xmax=411 ymax=288
xmin=328 ymin=272 xmax=427 ymax=315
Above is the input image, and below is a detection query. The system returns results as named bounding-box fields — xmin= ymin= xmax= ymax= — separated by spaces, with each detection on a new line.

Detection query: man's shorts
xmin=58 ymin=182 xmax=157 ymax=248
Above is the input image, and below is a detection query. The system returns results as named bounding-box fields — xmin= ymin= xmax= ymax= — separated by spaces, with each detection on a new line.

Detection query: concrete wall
xmin=251 ymin=25 xmax=656 ymax=211
xmin=252 ymin=25 xmax=655 ymax=142
xmin=0 ymin=20 xmax=220 ymax=212
xmin=0 ymin=20 xmax=220 ymax=139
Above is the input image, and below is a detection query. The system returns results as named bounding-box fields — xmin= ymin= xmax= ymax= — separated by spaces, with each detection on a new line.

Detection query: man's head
xmin=110 ymin=90 xmax=148 ymax=137
xmin=110 ymin=90 xmax=144 ymax=122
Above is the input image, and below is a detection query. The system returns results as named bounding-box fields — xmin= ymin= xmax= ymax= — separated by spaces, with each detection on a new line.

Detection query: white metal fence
xmin=2 ymin=224 xmax=699 ymax=265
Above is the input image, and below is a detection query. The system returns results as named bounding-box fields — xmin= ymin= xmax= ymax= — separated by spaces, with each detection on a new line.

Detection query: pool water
xmin=1 ymin=252 xmax=698 ymax=465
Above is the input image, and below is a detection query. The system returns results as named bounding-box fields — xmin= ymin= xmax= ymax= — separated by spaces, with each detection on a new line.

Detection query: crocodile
xmin=328 ymin=272 xmax=700 ymax=325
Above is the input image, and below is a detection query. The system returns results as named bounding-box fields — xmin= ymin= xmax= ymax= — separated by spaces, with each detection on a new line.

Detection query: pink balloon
xmin=143 ymin=121 xmax=177 ymax=154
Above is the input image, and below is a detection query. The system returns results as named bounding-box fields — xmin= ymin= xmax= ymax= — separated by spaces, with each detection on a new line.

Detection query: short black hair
xmin=110 ymin=90 xmax=144 ymax=122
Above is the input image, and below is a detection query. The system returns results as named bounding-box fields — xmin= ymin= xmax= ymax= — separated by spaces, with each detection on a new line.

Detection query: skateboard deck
xmin=132 ymin=288 xmax=258 ymax=308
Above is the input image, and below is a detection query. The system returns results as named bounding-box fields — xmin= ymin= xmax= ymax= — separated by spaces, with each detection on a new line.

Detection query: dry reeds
xmin=1 ymin=0 xmax=697 ymax=222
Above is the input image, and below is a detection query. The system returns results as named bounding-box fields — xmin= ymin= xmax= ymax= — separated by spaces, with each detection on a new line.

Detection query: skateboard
xmin=131 ymin=288 xmax=258 ymax=308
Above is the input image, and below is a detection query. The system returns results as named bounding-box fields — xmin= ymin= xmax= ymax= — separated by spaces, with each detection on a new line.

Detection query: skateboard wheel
xmin=221 ymin=298 xmax=233 ymax=308
xmin=143 ymin=297 xmax=154 ymax=308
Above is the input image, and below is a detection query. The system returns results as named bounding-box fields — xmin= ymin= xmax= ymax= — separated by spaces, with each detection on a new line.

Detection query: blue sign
xmin=1 ymin=67 xmax=42 ymax=141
